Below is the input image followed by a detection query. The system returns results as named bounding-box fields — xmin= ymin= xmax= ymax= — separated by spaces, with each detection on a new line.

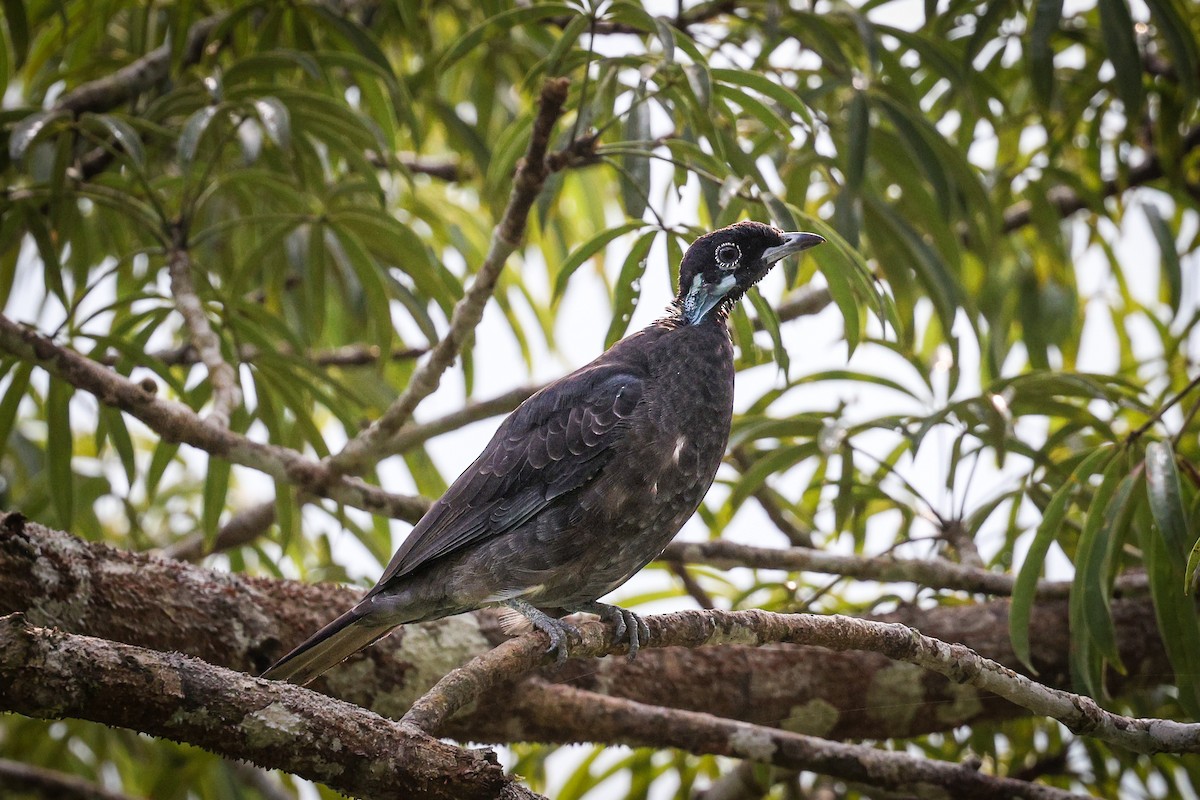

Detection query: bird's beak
xmin=762 ymin=232 xmax=825 ymax=265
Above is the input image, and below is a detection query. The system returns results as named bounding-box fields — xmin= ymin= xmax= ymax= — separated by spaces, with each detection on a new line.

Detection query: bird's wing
xmin=372 ymin=366 xmax=645 ymax=588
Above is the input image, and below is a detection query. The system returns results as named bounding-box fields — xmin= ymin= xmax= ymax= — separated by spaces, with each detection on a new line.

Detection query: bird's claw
xmin=540 ymin=618 xmax=580 ymax=666
xmin=579 ymin=603 xmax=650 ymax=661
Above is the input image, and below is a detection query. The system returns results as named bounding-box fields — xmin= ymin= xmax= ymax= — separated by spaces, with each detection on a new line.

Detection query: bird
xmin=262 ymin=221 xmax=824 ymax=685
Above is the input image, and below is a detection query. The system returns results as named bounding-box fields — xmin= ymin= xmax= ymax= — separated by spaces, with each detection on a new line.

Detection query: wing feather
xmin=372 ymin=367 xmax=644 ymax=589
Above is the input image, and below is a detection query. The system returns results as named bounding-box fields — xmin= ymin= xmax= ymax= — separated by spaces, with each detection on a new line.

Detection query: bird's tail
xmin=261 ymin=606 xmax=394 ymax=686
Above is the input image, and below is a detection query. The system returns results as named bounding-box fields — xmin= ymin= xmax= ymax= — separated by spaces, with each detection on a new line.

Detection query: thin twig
xmin=0 ymin=757 xmax=142 ymax=800
xmin=160 ymin=499 xmax=277 ymax=561
xmin=388 ymin=385 xmax=541 ymax=453
xmin=1129 ymin=371 xmax=1200 ymax=443
xmin=328 ymin=78 xmax=573 ymax=475
xmin=166 ymin=231 xmax=241 ymax=428
xmin=658 ymin=539 xmax=1147 ymax=598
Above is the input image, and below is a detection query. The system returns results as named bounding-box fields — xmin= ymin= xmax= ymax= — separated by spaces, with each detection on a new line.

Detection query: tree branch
xmin=388 ymin=385 xmax=541 ymax=453
xmin=166 ymin=235 xmax=241 ymax=428
xmin=1 ymin=515 xmax=1174 ymax=744
xmin=1001 ymin=126 xmax=1200 ymax=231
xmin=53 ymin=15 xmax=224 ymax=115
xmin=659 ymin=539 xmax=1149 ymax=598
xmin=0 ymin=614 xmax=541 ymax=800
xmin=407 ymin=605 xmax=1199 ymax=756
xmin=329 ymin=78 xmax=573 ymax=474
xmin=0 ymin=315 xmax=429 ymax=522
xmin=515 ymin=680 xmax=1087 ymax=800
xmin=0 ymin=758 xmax=141 ymax=800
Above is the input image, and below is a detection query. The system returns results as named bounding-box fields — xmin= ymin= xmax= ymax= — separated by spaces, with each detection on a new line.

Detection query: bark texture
xmin=0 ymin=614 xmax=537 ymax=800
xmin=0 ymin=512 xmax=1171 ymax=746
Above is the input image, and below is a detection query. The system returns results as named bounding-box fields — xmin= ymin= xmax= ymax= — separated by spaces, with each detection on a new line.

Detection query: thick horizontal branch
xmin=517 ymin=680 xmax=1086 ymax=800
xmin=1 ymin=516 xmax=1173 ymax=744
xmin=660 ymin=539 xmax=1149 ymax=598
xmin=0 ymin=614 xmax=538 ymax=800
xmin=0 ymin=315 xmax=428 ymax=522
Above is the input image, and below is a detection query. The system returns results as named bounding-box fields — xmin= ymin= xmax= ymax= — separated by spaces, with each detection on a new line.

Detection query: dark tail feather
xmin=261 ymin=606 xmax=393 ymax=685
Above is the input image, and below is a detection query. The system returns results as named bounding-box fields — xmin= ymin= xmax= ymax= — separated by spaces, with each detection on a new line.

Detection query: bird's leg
xmin=504 ymin=598 xmax=579 ymax=666
xmin=573 ymin=602 xmax=651 ymax=661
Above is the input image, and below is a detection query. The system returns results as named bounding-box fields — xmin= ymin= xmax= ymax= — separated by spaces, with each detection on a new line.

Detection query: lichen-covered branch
xmin=0 ymin=614 xmax=540 ymax=800
xmin=166 ymin=239 xmax=241 ymax=428
xmin=405 ymin=603 xmax=1198 ymax=756
xmin=515 ymin=680 xmax=1087 ymax=800
xmin=0 ymin=315 xmax=429 ymax=522
xmin=0 ymin=514 xmax=1173 ymax=744
xmin=328 ymin=78 xmax=572 ymax=474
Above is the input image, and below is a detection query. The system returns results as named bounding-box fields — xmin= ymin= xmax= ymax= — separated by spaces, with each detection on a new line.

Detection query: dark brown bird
xmin=263 ymin=221 xmax=824 ymax=684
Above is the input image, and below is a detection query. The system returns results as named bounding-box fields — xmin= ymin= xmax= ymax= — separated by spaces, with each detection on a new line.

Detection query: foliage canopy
xmin=1 ymin=0 xmax=1199 ymax=797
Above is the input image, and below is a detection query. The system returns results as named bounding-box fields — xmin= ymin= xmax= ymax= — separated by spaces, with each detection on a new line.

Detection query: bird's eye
xmin=715 ymin=243 xmax=741 ymax=269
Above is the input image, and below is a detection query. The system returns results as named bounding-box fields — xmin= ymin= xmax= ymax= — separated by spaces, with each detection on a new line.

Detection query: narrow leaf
xmin=1146 ymin=440 xmax=1192 ymax=562
xmin=1097 ymin=0 xmax=1144 ymax=118
xmin=1011 ymin=446 xmax=1114 ymax=671
xmin=178 ymin=105 xmax=220 ymax=166
xmin=553 ymin=221 xmax=647 ymax=301
xmin=46 ymin=379 xmax=74 ymax=528
xmin=253 ymin=97 xmax=291 ymax=149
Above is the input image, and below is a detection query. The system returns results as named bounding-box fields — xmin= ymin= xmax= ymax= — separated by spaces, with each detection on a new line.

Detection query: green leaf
xmin=0 ymin=360 xmax=32 ymax=460
xmin=1145 ymin=0 xmax=1200 ymax=98
xmin=620 ymin=83 xmax=652 ymax=221
xmin=1139 ymin=499 xmax=1200 ymax=717
xmin=252 ymin=97 xmax=291 ymax=149
xmin=1097 ymin=0 xmax=1144 ymax=119
xmin=1028 ymin=0 xmax=1063 ymax=109
xmin=98 ymin=406 xmax=137 ymax=486
xmin=46 ymin=379 xmax=74 ymax=528
xmin=553 ymin=221 xmax=648 ymax=301
xmin=711 ymin=68 xmax=814 ymax=128
xmin=1146 ymin=440 xmax=1192 ymax=563
xmin=146 ymin=440 xmax=181 ymax=502
xmin=202 ymin=456 xmax=232 ymax=548
xmin=2 ymin=0 xmax=28 ymax=68
xmin=1143 ymin=203 xmax=1181 ymax=314
xmin=8 ymin=109 xmax=68 ymax=161
xmin=1070 ymin=456 xmax=1135 ymax=697
xmin=439 ymin=4 xmax=577 ymax=70
xmin=1010 ymin=446 xmax=1114 ymax=671
xmin=178 ymin=105 xmax=221 ymax=166
xmin=747 ymin=287 xmax=788 ymax=376
xmin=1186 ymin=534 xmax=1200 ymax=596
xmin=83 ymin=112 xmax=146 ymax=166
xmin=604 ymin=230 xmax=656 ymax=348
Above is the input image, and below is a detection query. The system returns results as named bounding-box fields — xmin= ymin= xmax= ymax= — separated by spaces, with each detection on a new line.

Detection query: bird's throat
xmin=682 ymin=274 xmax=737 ymax=325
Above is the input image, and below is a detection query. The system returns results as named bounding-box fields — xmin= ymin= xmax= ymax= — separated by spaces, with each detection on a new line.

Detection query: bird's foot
xmin=575 ymin=602 xmax=650 ymax=661
xmin=504 ymin=599 xmax=579 ymax=666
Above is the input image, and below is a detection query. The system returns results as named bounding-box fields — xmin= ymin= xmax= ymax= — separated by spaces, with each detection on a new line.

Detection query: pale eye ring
xmin=715 ymin=242 xmax=741 ymax=269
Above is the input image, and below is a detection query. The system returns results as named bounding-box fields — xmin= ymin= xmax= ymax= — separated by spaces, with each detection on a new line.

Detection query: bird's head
xmin=676 ymin=221 xmax=825 ymax=325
